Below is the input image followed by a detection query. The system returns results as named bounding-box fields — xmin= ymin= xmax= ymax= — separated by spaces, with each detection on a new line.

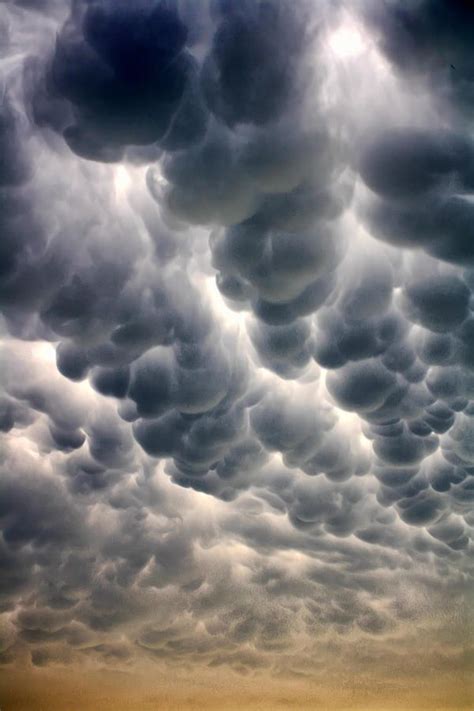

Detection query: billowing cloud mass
xmin=0 ymin=1 xmax=473 ymax=709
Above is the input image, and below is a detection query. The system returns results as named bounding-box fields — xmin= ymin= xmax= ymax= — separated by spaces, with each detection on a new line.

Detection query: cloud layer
xmin=0 ymin=0 xmax=472 ymax=702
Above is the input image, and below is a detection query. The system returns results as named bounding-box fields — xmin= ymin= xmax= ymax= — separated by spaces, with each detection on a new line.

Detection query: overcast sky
xmin=0 ymin=1 xmax=473 ymax=709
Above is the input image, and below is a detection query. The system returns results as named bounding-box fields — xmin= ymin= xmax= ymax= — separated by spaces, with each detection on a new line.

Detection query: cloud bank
xmin=0 ymin=0 xmax=472 ymax=705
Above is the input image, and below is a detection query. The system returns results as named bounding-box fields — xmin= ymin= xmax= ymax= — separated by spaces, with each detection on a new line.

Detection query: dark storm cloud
xmin=0 ymin=0 xmax=472 ymax=683
xmin=34 ymin=0 xmax=207 ymax=161
xmin=202 ymin=0 xmax=309 ymax=127
xmin=363 ymin=0 xmax=474 ymax=118
xmin=30 ymin=0 xmax=351 ymax=349
xmin=358 ymin=128 xmax=474 ymax=266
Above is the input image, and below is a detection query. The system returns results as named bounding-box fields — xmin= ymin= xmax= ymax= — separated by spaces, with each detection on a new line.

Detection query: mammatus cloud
xmin=0 ymin=1 xmax=473 ymax=708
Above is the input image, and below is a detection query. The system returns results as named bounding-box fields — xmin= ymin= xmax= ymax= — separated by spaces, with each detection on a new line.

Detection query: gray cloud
xmin=0 ymin=0 xmax=471 ymax=692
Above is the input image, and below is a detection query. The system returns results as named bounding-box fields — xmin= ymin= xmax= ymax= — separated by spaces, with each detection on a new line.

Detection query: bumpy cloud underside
xmin=0 ymin=0 xmax=472 ymax=684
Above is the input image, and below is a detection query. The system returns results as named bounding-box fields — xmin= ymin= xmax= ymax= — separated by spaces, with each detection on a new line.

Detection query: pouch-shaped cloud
xmin=0 ymin=0 xmax=472 ymax=706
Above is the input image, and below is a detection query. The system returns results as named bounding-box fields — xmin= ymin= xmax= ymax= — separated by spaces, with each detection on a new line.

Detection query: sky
xmin=0 ymin=1 xmax=473 ymax=709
